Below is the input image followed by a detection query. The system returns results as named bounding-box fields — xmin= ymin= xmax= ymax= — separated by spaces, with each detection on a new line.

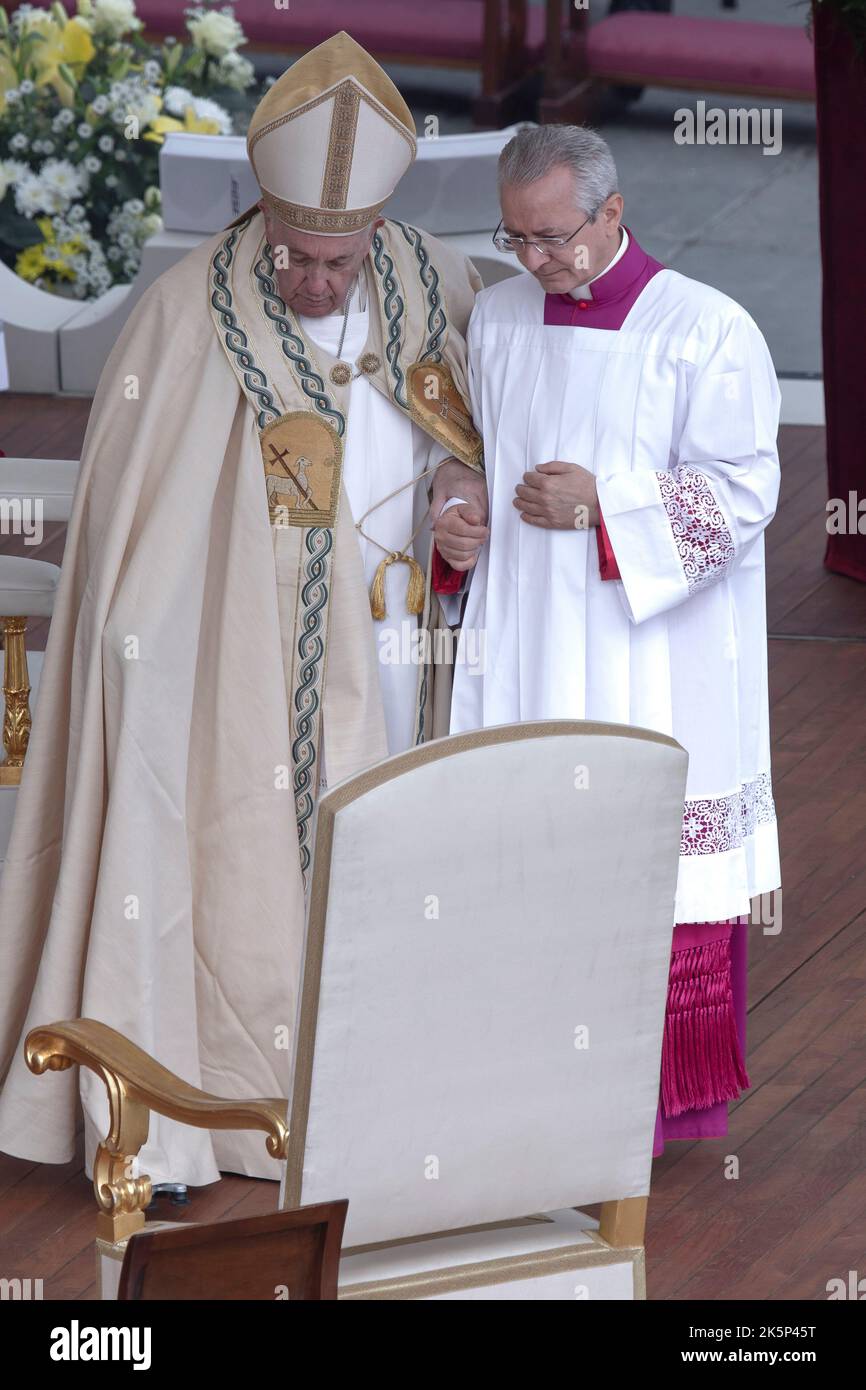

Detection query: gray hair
xmin=498 ymin=125 xmax=619 ymax=220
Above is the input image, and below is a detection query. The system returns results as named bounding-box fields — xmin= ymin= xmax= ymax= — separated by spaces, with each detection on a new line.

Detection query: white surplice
xmin=299 ymin=281 xmax=449 ymax=762
xmin=450 ymin=267 xmax=782 ymax=922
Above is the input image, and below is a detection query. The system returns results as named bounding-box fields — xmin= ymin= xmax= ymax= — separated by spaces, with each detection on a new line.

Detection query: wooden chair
xmin=540 ymin=1 xmax=816 ymax=124
xmin=134 ymin=0 xmax=546 ymax=127
xmin=117 ymin=1201 xmax=347 ymax=1300
xmin=0 ymin=458 xmax=78 ymax=787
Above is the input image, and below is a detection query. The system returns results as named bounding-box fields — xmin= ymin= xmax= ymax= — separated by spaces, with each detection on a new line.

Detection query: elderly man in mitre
xmin=435 ymin=124 xmax=782 ymax=1155
xmin=0 ymin=33 xmax=486 ymax=1187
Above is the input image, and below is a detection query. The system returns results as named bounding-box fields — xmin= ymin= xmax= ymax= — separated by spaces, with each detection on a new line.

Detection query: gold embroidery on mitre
xmin=407 ymin=362 xmax=483 ymax=470
xmin=259 ymin=192 xmax=385 ymax=235
xmin=261 ymin=412 xmax=343 ymax=527
xmin=321 ymin=82 xmax=360 ymax=210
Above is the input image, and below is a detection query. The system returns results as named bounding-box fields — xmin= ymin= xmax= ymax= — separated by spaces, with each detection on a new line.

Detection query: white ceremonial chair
xmin=0 ymin=458 xmax=79 ymax=867
xmin=25 ymin=720 xmax=688 ymax=1300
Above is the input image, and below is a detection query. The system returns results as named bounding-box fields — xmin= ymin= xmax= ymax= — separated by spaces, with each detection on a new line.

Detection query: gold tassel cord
xmin=369 ymin=552 xmax=426 ymax=621
xmin=356 ymin=457 xmax=454 ymax=621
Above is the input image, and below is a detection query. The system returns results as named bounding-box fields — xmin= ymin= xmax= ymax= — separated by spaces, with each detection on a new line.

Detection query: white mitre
xmin=246 ymin=30 xmax=417 ymax=235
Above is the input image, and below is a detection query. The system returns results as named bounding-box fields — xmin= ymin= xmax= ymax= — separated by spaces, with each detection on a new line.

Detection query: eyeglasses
xmin=492 ymin=214 xmax=592 ymax=255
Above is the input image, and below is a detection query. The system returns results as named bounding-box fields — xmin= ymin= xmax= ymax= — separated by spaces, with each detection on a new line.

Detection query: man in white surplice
xmin=434 ymin=125 xmax=782 ymax=1156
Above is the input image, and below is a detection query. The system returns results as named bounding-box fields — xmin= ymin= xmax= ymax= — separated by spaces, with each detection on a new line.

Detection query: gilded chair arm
xmin=26 ymin=1018 xmax=289 ymax=1241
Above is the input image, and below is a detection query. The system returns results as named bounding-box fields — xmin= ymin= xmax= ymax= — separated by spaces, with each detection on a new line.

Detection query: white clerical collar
xmin=568 ymin=226 xmax=629 ymax=301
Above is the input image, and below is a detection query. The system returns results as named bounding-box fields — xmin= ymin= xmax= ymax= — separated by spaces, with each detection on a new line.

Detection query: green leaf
xmin=0 ymin=204 xmax=46 ymax=251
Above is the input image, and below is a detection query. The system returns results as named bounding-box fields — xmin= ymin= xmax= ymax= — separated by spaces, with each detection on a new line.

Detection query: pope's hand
xmin=513 ymin=460 xmax=600 ymax=530
xmin=431 ymin=457 xmax=489 ymax=525
xmin=434 ymin=503 xmax=489 ymax=572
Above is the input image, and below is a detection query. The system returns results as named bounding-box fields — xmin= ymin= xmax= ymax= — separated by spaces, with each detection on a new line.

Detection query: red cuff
xmin=432 ymin=546 xmax=466 ymax=595
xmin=596 ymin=507 xmax=621 ymax=581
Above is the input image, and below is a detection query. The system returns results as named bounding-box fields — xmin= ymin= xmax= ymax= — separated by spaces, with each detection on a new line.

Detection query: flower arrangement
xmin=0 ymin=1 xmax=260 ymax=299
xmin=810 ymin=0 xmax=866 ymax=48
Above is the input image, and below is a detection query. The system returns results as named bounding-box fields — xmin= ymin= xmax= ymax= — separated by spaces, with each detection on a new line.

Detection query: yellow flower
xmin=142 ymin=108 xmax=223 ymax=144
xmin=0 ymin=49 xmax=16 ymax=117
xmin=17 ymin=14 xmax=94 ymax=97
xmin=61 ymin=17 xmax=96 ymax=66
xmin=16 ymin=243 xmax=50 ymax=283
xmin=15 ymin=217 xmax=85 ymax=285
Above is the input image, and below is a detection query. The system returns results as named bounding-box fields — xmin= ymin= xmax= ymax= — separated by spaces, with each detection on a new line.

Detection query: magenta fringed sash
xmin=660 ymin=919 xmax=750 ymax=1117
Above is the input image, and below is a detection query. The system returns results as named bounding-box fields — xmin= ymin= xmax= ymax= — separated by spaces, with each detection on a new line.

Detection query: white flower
xmin=0 ymin=159 xmax=29 ymax=200
xmin=10 ymin=133 xmax=29 ymax=151
xmin=42 ymin=140 xmax=55 ymax=154
xmin=108 ymin=76 xmax=162 ymax=130
xmin=14 ymin=174 xmax=50 ymax=216
xmin=115 ymin=148 xmax=126 ymax=161
xmin=143 ymin=59 xmax=160 ymax=82
xmin=105 ymin=174 xmax=119 ymax=188
xmin=186 ymin=7 xmax=245 ymax=58
xmin=19 ymin=79 xmax=34 ymax=95
xmin=126 ymin=197 xmax=144 ymax=214
xmin=40 ymin=158 xmax=89 ymax=205
xmin=98 ymin=135 xmax=114 ymax=153
xmin=214 ymin=50 xmax=254 ymax=92
xmin=117 ymin=231 xmax=133 ymax=249
xmin=163 ymin=85 xmax=233 ymax=132
xmin=89 ymin=0 xmax=142 ymax=40
xmin=91 ymin=96 xmax=110 ymax=116
xmin=68 ymin=204 xmax=87 ymax=222
xmin=84 ymin=155 xmax=101 ymax=172
xmin=5 ymin=89 xmax=20 ymax=106
xmin=162 ymin=85 xmax=195 ymax=116
xmin=165 ymin=92 xmax=232 ymax=133
xmin=13 ymin=8 xmax=55 ymax=37
xmin=77 ymin=123 xmax=93 ymax=139
xmin=56 ymin=109 xmax=75 ymax=127
xmin=107 ymin=245 xmax=122 ymax=260
xmin=0 ymin=159 xmax=28 ymax=200
xmin=31 ymin=139 xmax=44 ymax=154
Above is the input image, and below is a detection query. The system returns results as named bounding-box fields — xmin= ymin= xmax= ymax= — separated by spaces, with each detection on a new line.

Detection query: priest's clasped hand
xmin=514 ymin=461 xmax=600 ymax=530
xmin=432 ymin=457 xmax=490 ymax=572
xmin=434 ymin=504 xmax=490 ymax=571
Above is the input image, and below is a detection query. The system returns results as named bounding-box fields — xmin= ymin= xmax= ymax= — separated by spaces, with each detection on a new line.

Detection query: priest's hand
xmin=514 ymin=461 xmax=600 ymax=530
xmin=434 ymin=503 xmax=489 ymax=572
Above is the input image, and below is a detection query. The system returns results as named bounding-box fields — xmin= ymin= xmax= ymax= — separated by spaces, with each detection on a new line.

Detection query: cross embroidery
xmin=267 ymin=442 xmax=313 ymax=507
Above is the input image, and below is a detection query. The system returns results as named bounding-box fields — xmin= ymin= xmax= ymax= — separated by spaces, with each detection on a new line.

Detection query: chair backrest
xmin=117 ymin=1200 xmax=348 ymax=1301
xmin=283 ymin=721 xmax=688 ymax=1247
xmin=0 ymin=457 xmax=80 ymax=523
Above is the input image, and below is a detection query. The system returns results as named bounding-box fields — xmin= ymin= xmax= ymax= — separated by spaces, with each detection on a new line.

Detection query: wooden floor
xmin=1 ymin=401 xmax=865 ymax=1300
